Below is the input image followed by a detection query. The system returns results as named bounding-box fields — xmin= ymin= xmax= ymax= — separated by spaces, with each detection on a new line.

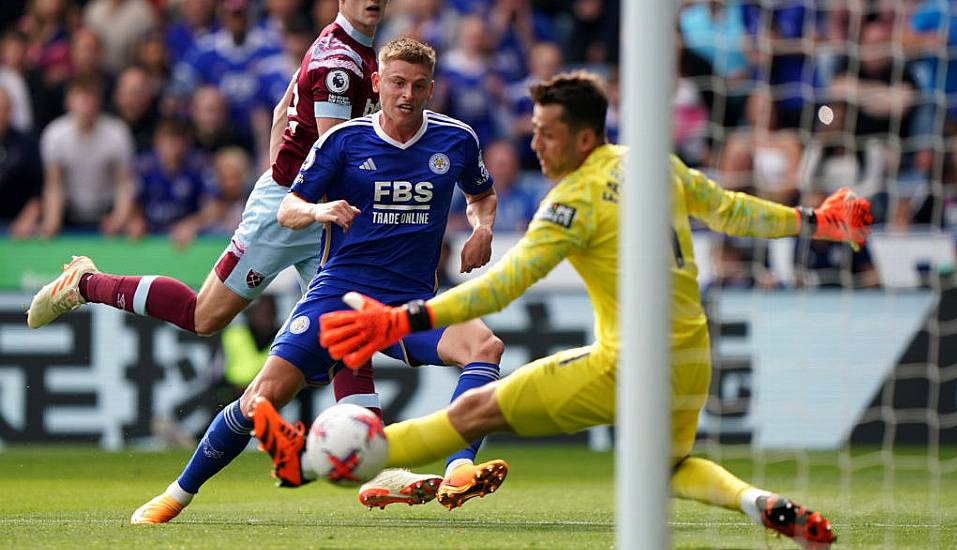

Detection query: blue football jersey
xmin=291 ymin=110 xmax=494 ymax=303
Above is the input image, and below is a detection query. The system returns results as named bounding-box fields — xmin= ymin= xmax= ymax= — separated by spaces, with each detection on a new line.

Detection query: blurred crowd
xmin=0 ymin=0 xmax=955 ymax=289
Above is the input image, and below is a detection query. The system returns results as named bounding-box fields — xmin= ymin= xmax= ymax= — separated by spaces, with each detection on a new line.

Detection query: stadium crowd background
xmin=0 ymin=0 xmax=953 ymax=290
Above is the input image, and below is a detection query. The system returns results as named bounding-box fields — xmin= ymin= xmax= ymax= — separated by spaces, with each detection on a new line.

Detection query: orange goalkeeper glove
xmin=797 ymin=187 xmax=874 ymax=250
xmin=319 ymin=292 xmax=434 ymax=370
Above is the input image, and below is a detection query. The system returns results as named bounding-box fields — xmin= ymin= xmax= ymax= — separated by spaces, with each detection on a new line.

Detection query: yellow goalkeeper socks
xmin=671 ymin=456 xmax=751 ymax=511
xmin=384 ymin=410 xmax=468 ymax=468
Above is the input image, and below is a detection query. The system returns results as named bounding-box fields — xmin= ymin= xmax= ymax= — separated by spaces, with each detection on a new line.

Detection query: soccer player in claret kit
xmin=257 ymin=73 xmax=875 ymax=547
xmin=26 ymin=4 xmax=505 ymax=523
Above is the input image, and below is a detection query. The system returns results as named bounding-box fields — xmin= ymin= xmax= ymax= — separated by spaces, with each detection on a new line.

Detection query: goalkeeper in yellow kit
xmin=253 ymin=72 xmax=872 ymax=546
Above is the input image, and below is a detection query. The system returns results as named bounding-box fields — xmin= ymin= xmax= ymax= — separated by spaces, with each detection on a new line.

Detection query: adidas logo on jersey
xmin=359 ymin=158 xmax=377 ymax=171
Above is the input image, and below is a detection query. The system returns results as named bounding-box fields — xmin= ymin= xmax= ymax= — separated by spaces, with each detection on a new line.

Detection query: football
xmin=303 ymin=403 xmax=388 ymax=486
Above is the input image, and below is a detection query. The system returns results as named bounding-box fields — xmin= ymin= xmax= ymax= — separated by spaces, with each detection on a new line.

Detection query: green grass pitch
xmin=1 ymin=444 xmax=955 ymax=549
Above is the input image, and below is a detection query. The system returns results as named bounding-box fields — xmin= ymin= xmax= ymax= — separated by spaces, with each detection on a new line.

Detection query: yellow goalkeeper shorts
xmin=494 ymin=329 xmax=711 ymax=463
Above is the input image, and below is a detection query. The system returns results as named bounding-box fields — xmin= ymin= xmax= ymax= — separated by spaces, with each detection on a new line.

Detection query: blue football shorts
xmin=270 ymin=292 xmax=447 ymax=385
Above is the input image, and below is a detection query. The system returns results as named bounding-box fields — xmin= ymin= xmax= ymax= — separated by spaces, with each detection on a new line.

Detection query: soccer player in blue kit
xmin=251 ymin=37 xmax=510 ymax=510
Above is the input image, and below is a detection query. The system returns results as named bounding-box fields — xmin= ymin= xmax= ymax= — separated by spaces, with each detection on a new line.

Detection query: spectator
xmin=38 ymin=78 xmax=136 ymax=237
xmin=379 ymin=0 xmax=456 ymax=52
xmin=312 ymin=0 xmax=339 ymax=29
xmin=0 ymin=87 xmax=44 ymax=238
xmin=506 ymin=41 xmax=563 ymax=169
xmin=0 ymin=29 xmax=34 ymax=132
xmin=190 ymin=85 xmax=253 ymax=156
xmin=256 ymin=17 xmax=314 ymax=113
xmin=720 ymin=86 xmax=803 ymax=204
xmin=434 ymin=14 xmax=501 ymax=146
xmin=32 ymin=28 xmax=113 ymax=130
xmin=563 ymin=0 xmax=618 ymax=65
xmin=679 ymin=0 xmax=751 ymax=127
xmin=451 ymin=140 xmax=539 ymax=232
xmin=131 ymin=30 xmax=171 ymax=89
xmin=208 ymin=146 xmax=252 ymax=234
xmin=20 ymin=0 xmax=73 ymax=82
xmin=487 ymin=0 xmax=555 ymax=83
xmin=170 ymin=0 xmax=281 ymax=154
xmin=83 ymin=0 xmax=157 ymax=75
xmin=260 ymin=0 xmax=307 ymax=44
xmin=113 ymin=65 xmax=159 ymax=153
xmin=164 ymin=0 xmax=217 ymax=65
xmin=128 ymin=118 xmax=216 ymax=245
xmin=743 ymin=1 xmax=818 ymax=129
xmin=829 ymin=21 xmax=919 ymax=138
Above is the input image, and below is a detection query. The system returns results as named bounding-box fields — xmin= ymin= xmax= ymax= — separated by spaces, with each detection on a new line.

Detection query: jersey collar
xmin=372 ymin=111 xmax=429 ymax=150
xmin=336 ymin=13 xmax=374 ymax=48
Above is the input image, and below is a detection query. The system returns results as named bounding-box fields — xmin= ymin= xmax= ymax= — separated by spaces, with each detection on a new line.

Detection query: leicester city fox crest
xmin=429 ymin=153 xmax=450 ymax=175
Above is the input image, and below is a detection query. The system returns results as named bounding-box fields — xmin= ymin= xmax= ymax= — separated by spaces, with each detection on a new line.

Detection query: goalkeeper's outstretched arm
xmin=673 ymin=155 xmax=873 ymax=246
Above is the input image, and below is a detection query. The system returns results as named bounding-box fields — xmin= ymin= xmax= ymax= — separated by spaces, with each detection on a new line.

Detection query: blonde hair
xmin=377 ymin=37 xmax=437 ymax=75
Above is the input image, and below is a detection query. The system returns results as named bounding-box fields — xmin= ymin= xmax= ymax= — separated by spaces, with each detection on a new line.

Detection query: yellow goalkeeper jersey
xmin=428 ymin=145 xmax=799 ymax=355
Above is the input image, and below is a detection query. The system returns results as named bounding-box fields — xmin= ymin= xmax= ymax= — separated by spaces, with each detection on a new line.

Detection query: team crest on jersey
xmin=326 ymin=69 xmax=350 ymax=94
xmin=246 ymin=269 xmax=264 ymax=288
xmin=535 ymin=202 xmax=577 ymax=228
xmin=429 ymin=153 xmax=450 ymax=175
xmin=289 ymin=315 xmax=310 ymax=335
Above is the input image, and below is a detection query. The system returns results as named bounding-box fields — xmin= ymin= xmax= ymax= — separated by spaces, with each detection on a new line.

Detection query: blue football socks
xmin=445 ymin=362 xmax=500 ymax=468
xmin=176 ymin=400 xmax=253 ymax=494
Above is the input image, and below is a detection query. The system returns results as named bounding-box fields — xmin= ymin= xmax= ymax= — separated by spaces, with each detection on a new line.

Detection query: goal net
xmin=673 ymin=1 xmax=957 ymax=547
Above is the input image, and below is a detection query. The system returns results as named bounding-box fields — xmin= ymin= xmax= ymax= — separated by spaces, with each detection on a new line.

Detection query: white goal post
xmin=617 ymin=0 xmax=675 ymax=548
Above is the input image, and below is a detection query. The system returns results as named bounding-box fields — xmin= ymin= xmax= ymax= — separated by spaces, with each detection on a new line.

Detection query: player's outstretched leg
xmin=131 ymin=400 xmax=254 ymax=524
xmin=28 ymin=255 xmax=204 ymax=333
xmin=249 ymin=396 xmax=312 ymax=487
xmin=27 ymin=256 xmax=98 ymax=328
xmin=672 ymin=456 xmax=836 ymax=547
xmin=438 ymin=362 xmax=507 ymax=510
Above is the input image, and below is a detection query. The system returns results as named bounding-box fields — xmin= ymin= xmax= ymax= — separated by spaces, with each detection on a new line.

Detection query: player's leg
xmin=431 ymin=320 xmax=508 ymax=509
xmin=668 ymin=332 xmax=836 ymax=545
xmin=131 ymin=356 xmax=305 ymax=524
xmin=383 ymin=345 xmax=613 ymax=466
xmin=26 ymin=255 xmax=214 ymax=332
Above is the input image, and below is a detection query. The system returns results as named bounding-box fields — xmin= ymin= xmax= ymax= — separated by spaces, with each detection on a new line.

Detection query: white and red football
xmin=303 ymin=403 xmax=388 ymax=486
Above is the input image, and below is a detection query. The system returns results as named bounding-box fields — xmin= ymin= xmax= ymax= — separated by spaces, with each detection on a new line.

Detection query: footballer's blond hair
xmin=377 ymin=37 xmax=437 ymax=75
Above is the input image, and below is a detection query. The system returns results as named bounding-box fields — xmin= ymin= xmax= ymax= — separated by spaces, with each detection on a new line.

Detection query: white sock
xmin=166 ymin=481 xmax=194 ymax=506
xmin=739 ymin=487 xmax=772 ymax=525
xmin=444 ymin=458 xmax=473 ymax=479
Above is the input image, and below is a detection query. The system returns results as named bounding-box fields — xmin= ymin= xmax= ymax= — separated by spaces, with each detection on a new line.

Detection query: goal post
xmin=617 ymin=0 xmax=675 ymax=548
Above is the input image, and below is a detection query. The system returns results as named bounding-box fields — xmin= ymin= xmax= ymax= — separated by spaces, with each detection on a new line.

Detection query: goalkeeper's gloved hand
xmin=319 ymin=292 xmax=434 ymax=370
xmin=797 ymin=187 xmax=874 ymax=250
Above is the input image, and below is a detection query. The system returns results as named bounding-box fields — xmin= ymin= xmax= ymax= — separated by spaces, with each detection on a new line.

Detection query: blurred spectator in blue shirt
xmin=256 ymin=17 xmax=314 ymax=112
xmin=434 ymin=14 xmax=502 ymax=146
xmin=450 ymin=140 xmax=541 ymax=233
xmin=129 ymin=118 xmax=218 ymax=242
xmin=170 ymin=0 xmax=281 ymax=151
xmin=506 ymin=41 xmax=563 ymax=169
xmin=488 ymin=0 xmax=555 ymax=83
xmin=164 ymin=0 xmax=217 ymax=65
xmin=0 ymin=87 xmax=44 ymax=238
xmin=743 ymin=1 xmax=818 ymax=129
